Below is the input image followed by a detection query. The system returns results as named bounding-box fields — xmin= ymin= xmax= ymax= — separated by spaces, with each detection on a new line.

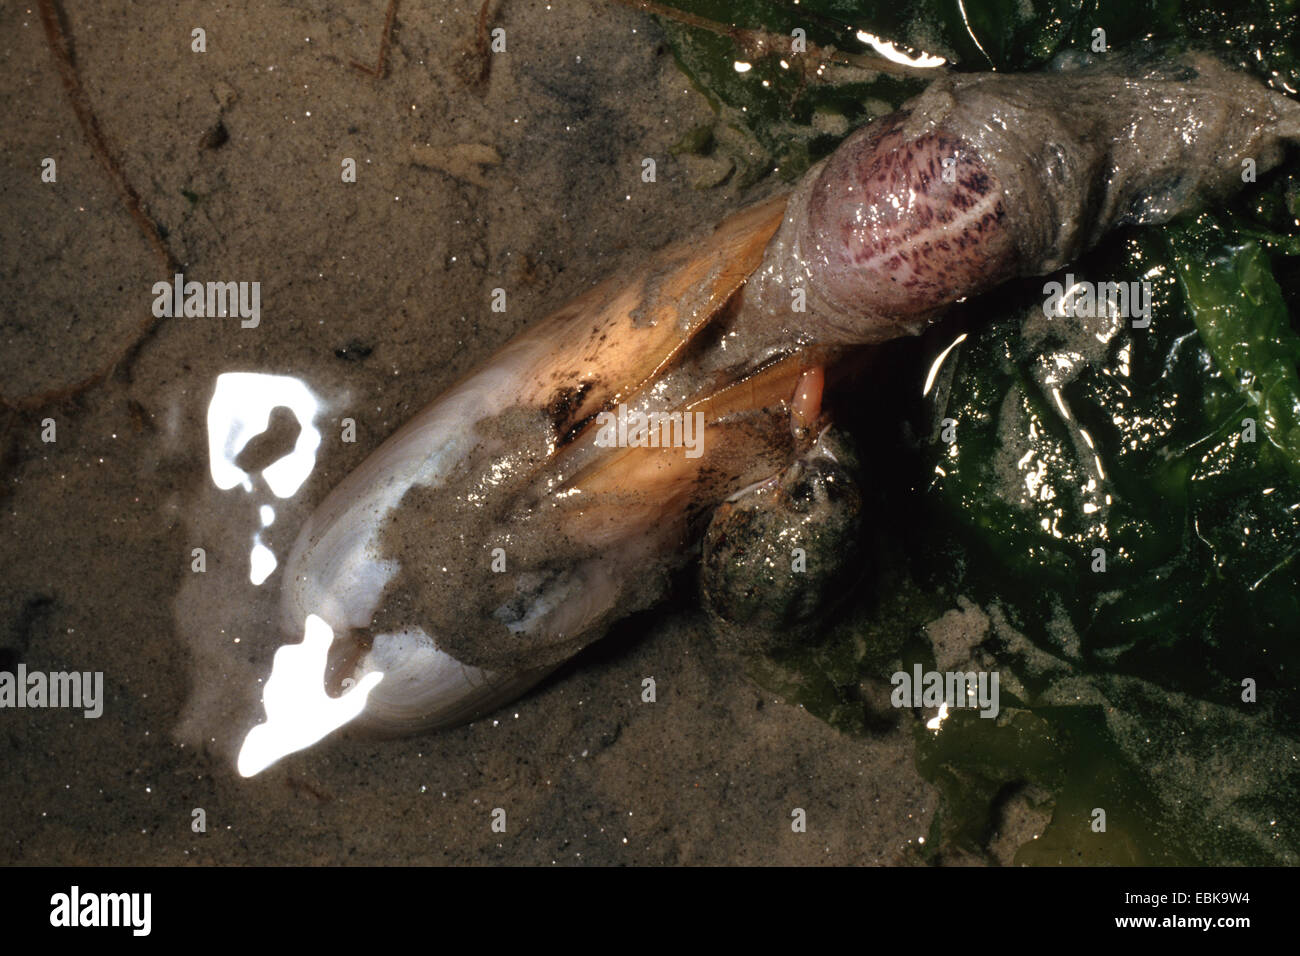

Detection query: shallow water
xmin=0 ymin=0 xmax=937 ymax=864
xmin=4 ymin=0 xmax=1296 ymax=867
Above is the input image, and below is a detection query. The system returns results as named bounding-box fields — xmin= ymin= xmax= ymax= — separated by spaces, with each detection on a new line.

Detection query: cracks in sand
xmin=5 ymin=1 xmax=183 ymax=415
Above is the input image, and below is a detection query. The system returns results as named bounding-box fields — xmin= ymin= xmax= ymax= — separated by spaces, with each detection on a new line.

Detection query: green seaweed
xmin=659 ymin=0 xmax=1300 ymax=864
xmin=1167 ymin=214 xmax=1300 ymax=475
xmin=650 ymin=0 xmax=1300 ymax=181
xmin=912 ymin=220 xmax=1300 ymax=862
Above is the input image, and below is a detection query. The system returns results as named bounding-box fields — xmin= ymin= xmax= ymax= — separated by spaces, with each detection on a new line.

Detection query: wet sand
xmin=0 ymin=1 xmax=937 ymax=864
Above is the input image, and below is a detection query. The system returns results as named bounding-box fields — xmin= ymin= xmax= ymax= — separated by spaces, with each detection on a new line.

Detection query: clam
xmin=243 ymin=53 xmax=1299 ymax=772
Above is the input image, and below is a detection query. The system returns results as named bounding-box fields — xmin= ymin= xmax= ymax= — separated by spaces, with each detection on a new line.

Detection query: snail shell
xmin=701 ymin=427 xmax=864 ymax=654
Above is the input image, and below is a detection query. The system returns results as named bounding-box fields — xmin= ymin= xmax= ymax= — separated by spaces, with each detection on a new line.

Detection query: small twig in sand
xmin=37 ymin=0 xmax=178 ymax=273
xmin=473 ymin=0 xmax=494 ymax=87
xmin=351 ymin=0 xmax=401 ymax=78
xmin=453 ymin=0 xmax=499 ymax=92
xmin=9 ymin=1 xmax=182 ymax=413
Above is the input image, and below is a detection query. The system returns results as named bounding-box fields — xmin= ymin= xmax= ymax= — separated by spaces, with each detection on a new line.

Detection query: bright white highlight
xmin=926 ymin=700 xmax=951 ymax=731
xmin=922 ymin=332 xmax=968 ymax=396
xmin=249 ymin=539 xmax=277 ymax=586
xmin=207 ymin=372 xmax=322 ymax=498
xmin=854 ymin=30 xmax=947 ymax=68
xmin=237 ymin=614 xmax=383 ymax=777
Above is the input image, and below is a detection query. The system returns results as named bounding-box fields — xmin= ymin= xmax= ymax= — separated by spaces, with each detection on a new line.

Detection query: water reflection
xmin=201 ymin=372 xmax=378 ymax=775
xmin=237 ymin=615 xmax=383 ymax=778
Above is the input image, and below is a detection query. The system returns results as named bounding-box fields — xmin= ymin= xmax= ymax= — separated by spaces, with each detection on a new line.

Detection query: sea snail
xmin=261 ymin=52 xmax=1299 ymax=763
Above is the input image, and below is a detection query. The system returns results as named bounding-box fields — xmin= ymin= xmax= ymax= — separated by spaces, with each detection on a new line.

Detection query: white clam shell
xmin=281 ymin=339 xmax=556 ymax=733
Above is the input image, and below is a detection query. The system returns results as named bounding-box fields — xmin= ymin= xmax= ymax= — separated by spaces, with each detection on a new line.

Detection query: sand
xmin=0 ymin=0 xmax=936 ymax=864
